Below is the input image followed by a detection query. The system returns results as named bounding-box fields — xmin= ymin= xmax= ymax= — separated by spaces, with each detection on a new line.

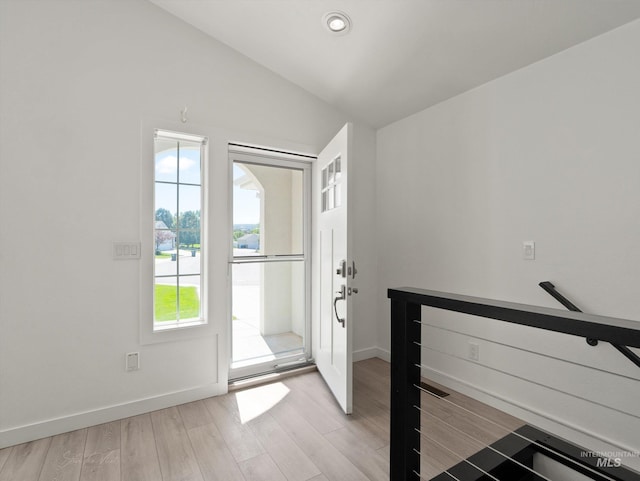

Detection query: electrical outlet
xmin=468 ymin=342 xmax=480 ymax=361
xmin=126 ymin=352 xmax=139 ymax=371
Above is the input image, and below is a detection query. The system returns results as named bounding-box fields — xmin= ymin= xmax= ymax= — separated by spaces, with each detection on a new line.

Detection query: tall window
xmin=153 ymin=130 xmax=206 ymax=329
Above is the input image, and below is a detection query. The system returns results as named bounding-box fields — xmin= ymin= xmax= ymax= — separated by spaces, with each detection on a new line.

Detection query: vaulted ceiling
xmin=149 ymin=0 xmax=640 ymax=128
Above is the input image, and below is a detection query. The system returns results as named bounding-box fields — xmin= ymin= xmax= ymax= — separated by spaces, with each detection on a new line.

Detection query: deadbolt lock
xmin=336 ymin=259 xmax=347 ymax=277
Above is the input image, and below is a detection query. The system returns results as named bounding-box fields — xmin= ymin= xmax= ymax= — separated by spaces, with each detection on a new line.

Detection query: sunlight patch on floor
xmin=234 ymin=381 xmax=290 ymax=424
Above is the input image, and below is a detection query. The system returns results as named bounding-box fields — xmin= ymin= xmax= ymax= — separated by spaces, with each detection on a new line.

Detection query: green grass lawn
xmin=155 ymin=284 xmax=200 ymax=321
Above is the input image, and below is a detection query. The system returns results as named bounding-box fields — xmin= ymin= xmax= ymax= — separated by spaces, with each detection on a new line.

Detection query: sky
xmin=154 ymin=147 xmax=260 ymax=225
xmin=155 ymin=147 xmax=201 ymax=217
xmin=233 ymin=163 xmax=260 ymax=225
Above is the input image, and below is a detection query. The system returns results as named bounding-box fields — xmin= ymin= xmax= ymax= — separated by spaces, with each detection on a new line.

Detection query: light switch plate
xmin=523 ymin=241 xmax=535 ymax=260
xmin=113 ymin=242 xmax=141 ymax=260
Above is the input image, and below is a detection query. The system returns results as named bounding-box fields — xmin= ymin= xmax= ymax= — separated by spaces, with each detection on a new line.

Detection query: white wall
xmin=0 ymin=0 xmax=377 ymax=447
xmin=350 ymin=123 xmax=380 ymax=359
xmin=376 ymin=19 xmax=640 ymax=469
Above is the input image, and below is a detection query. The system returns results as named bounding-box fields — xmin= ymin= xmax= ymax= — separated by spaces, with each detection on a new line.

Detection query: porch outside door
xmin=229 ymin=149 xmax=312 ymax=380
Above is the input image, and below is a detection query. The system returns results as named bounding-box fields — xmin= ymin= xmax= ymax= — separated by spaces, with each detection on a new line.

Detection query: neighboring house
xmin=237 ymin=233 xmax=260 ymax=250
xmin=155 ymin=220 xmax=176 ymax=251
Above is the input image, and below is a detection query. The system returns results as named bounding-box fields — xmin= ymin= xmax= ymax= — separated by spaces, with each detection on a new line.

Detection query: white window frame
xmin=140 ymin=122 xmax=214 ymax=345
xmin=153 ymin=129 xmax=206 ymax=330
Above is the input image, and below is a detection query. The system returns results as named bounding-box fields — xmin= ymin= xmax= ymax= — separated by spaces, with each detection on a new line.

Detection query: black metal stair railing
xmin=388 ymin=287 xmax=640 ymax=481
xmin=539 ymin=281 xmax=640 ymax=369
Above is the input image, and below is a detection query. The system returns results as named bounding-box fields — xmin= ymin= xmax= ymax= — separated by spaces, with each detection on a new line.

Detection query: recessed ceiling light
xmin=323 ymin=11 xmax=351 ymax=35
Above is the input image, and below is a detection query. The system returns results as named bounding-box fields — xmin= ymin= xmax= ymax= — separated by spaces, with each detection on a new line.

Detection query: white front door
xmin=313 ymin=123 xmax=354 ymax=414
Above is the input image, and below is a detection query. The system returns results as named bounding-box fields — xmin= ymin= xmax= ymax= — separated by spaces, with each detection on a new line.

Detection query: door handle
xmin=334 ymin=284 xmax=346 ymax=328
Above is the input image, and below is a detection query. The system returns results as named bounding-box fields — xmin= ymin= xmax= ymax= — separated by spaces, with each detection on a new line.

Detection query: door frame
xmin=228 ymin=146 xmax=314 ymax=381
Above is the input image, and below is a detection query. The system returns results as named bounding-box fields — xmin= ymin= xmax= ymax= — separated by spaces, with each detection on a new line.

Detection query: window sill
xmin=141 ymin=316 xmax=213 ymax=345
xmin=153 ymin=319 xmax=206 ymax=332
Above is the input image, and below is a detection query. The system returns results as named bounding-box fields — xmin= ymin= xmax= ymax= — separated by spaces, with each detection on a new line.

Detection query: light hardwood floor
xmin=0 ymin=359 xmax=523 ymax=481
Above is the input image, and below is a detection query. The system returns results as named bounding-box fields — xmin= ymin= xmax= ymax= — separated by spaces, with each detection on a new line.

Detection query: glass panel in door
xmin=231 ymin=158 xmax=309 ymax=377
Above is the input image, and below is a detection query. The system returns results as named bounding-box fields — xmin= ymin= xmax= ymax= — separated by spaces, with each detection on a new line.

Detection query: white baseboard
xmin=353 ymin=346 xmax=391 ymax=363
xmin=376 ymin=347 xmax=391 ymax=362
xmin=0 ymin=382 xmax=226 ymax=449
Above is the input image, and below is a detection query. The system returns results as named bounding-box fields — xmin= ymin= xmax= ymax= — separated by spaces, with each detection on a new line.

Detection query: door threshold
xmin=228 ymin=363 xmax=317 ymax=392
